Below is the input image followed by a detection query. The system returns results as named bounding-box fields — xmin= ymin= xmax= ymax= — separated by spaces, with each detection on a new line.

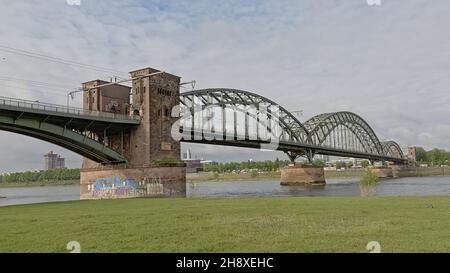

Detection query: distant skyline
xmin=1 ymin=0 xmax=450 ymax=172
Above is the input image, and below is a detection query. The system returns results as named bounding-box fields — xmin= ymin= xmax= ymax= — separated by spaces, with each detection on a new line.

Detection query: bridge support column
xmin=80 ymin=165 xmax=186 ymax=200
xmin=370 ymin=167 xmax=394 ymax=179
xmin=280 ymin=165 xmax=326 ymax=186
xmin=285 ymin=150 xmax=315 ymax=164
xmin=390 ymin=165 xmax=403 ymax=178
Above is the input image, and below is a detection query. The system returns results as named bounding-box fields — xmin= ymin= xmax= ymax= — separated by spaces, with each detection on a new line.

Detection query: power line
xmin=0 ymin=83 xmax=68 ymax=97
xmin=0 ymin=44 xmax=129 ymax=77
xmin=0 ymin=76 xmax=78 ymax=90
xmin=0 ymin=79 xmax=75 ymax=92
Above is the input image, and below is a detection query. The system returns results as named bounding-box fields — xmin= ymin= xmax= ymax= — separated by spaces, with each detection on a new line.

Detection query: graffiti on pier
xmin=87 ymin=176 xmax=164 ymax=198
xmin=142 ymin=177 xmax=164 ymax=196
xmin=88 ymin=176 xmax=138 ymax=198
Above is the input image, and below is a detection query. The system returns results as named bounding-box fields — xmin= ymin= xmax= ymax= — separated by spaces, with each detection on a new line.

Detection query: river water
xmin=1 ymin=177 xmax=450 ymax=207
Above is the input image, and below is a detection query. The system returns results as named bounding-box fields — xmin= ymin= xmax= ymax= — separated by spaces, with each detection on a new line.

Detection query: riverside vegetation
xmin=0 ymin=169 xmax=80 ymax=188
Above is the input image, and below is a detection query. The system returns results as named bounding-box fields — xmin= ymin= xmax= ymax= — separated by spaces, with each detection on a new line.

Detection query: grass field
xmin=0 ymin=196 xmax=449 ymax=253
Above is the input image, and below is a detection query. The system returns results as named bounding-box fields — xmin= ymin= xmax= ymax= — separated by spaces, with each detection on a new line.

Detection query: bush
xmin=212 ymin=172 xmax=219 ymax=180
xmin=359 ymin=169 xmax=379 ymax=197
xmin=153 ymin=156 xmax=181 ymax=167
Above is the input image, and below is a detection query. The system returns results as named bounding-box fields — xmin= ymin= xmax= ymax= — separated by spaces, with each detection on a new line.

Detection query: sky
xmin=1 ymin=0 xmax=450 ymax=172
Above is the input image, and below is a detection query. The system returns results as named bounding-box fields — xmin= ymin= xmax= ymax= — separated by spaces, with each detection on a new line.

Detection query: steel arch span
xmin=304 ymin=112 xmax=384 ymax=156
xmin=0 ymin=89 xmax=406 ymax=165
xmin=382 ymin=141 xmax=404 ymax=159
xmin=179 ymin=89 xmax=406 ymax=163
xmin=179 ymin=88 xmax=310 ymax=144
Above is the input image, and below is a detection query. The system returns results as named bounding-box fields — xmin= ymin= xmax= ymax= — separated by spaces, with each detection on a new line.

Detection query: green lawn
xmin=0 ymin=196 xmax=449 ymax=253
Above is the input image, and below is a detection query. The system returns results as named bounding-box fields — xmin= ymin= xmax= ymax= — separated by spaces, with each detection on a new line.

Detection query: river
xmin=1 ymin=176 xmax=450 ymax=207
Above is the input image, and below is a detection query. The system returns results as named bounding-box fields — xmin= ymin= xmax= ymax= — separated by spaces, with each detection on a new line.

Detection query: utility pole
xmin=67 ymin=88 xmax=83 ymax=109
xmin=180 ymin=80 xmax=196 ymax=91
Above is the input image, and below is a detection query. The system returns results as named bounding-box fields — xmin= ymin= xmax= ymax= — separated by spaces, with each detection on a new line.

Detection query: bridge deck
xmin=0 ymin=96 xmax=140 ymax=125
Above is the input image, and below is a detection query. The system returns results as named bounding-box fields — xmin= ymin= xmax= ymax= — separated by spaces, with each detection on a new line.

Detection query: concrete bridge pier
xmin=80 ymin=163 xmax=186 ymax=200
xmin=280 ymin=165 xmax=326 ymax=186
xmin=281 ymin=150 xmax=326 ymax=186
xmin=370 ymin=167 xmax=394 ymax=179
xmin=389 ymin=165 xmax=405 ymax=178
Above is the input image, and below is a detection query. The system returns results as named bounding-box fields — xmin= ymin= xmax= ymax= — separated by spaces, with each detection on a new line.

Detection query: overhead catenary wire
xmin=0 ymin=83 xmax=68 ymax=98
xmin=0 ymin=44 xmax=129 ymax=77
xmin=0 ymin=76 xmax=78 ymax=90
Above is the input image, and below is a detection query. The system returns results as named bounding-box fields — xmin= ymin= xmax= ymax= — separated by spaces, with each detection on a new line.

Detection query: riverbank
xmin=0 ymin=180 xmax=79 ymax=188
xmin=0 ymin=196 xmax=449 ymax=252
xmin=187 ymin=170 xmax=367 ymax=182
xmin=187 ymin=167 xmax=450 ymax=182
xmin=1 ymin=167 xmax=449 ymax=188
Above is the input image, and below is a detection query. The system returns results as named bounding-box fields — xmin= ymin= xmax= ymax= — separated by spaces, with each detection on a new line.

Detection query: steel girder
xmin=180 ymin=90 xmax=405 ymax=162
xmin=0 ymin=114 xmax=127 ymax=164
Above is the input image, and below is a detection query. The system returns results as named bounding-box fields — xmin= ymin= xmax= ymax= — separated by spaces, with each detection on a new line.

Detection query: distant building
xmin=182 ymin=149 xmax=204 ymax=173
xmin=185 ymin=160 xmax=203 ymax=173
xmin=407 ymin=147 xmax=417 ymax=162
xmin=44 ymin=151 xmax=66 ymax=170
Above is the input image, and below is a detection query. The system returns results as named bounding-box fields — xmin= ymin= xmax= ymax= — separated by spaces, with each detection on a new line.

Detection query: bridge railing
xmin=0 ymin=96 xmax=140 ymax=122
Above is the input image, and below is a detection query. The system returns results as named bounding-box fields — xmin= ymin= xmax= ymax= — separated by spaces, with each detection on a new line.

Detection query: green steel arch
xmin=304 ymin=111 xmax=385 ymax=156
xmin=180 ymin=90 xmax=405 ymax=162
xmin=180 ymin=88 xmax=310 ymax=143
xmin=382 ymin=141 xmax=404 ymax=158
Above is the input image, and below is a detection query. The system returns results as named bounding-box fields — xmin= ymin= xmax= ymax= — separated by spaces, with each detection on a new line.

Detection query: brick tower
xmin=80 ymin=67 xmax=186 ymax=199
xmin=127 ymin=68 xmax=181 ymax=166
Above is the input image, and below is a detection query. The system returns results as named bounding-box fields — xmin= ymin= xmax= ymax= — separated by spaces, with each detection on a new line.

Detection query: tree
xmin=415 ymin=147 xmax=428 ymax=163
xmin=335 ymin=161 xmax=344 ymax=169
xmin=361 ymin=160 xmax=370 ymax=168
xmin=312 ymin=159 xmax=325 ymax=167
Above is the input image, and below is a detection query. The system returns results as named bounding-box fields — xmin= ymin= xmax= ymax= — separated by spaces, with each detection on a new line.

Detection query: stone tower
xmin=127 ymin=68 xmax=181 ymax=166
xmin=80 ymin=67 xmax=186 ymax=200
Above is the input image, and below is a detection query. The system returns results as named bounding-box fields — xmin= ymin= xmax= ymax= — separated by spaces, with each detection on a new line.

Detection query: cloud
xmin=1 ymin=0 xmax=450 ymax=171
